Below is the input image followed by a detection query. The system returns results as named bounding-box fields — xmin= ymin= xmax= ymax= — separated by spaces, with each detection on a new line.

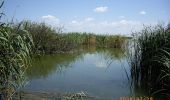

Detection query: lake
xmin=22 ymin=47 xmax=131 ymax=99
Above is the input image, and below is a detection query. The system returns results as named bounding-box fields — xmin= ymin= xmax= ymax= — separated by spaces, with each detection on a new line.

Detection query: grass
xmin=0 ymin=1 xmax=33 ymax=99
xmin=0 ymin=23 xmax=33 ymax=99
xmin=128 ymin=24 xmax=170 ymax=99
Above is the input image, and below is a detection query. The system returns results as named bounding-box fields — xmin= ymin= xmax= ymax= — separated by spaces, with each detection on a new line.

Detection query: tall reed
xmin=128 ymin=24 xmax=170 ymax=99
xmin=13 ymin=21 xmax=128 ymax=55
xmin=0 ymin=1 xmax=33 ymax=99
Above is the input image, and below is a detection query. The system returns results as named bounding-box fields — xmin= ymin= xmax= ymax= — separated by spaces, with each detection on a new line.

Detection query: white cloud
xmin=85 ymin=17 xmax=94 ymax=21
xmin=140 ymin=11 xmax=146 ymax=15
xmin=119 ymin=16 xmax=125 ymax=19
xmin=41 ymin=15 xmax=59 ymax=22
xmin=94 ymin=6 xmax=108 ymax=13
xmin=65 ymin=19 xmax=155 ymax=35
xmin=71 ymin=20 xmax=78 ymax=24
xmin=42 ymin=15 xmax=57 ymax=20
xmin=41 ymin=15 xmax=60 ymax=25
xmin=120 ymin=20 xmax=128 ymax=24
xmin=38 ymin=16 xmax=156 ymax=35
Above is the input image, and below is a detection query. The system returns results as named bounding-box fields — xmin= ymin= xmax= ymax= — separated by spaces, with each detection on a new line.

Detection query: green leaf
xmin=0 ymin=36 xmax=8 ymax=42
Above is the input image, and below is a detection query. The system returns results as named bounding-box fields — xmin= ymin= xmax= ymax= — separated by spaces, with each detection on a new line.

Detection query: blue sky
xmin=3 ymin=0 xmax=170 ymax=35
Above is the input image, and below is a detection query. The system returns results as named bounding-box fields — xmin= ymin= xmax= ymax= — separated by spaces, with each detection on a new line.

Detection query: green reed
xmin=0 ymin=1 xmax=33 ymax=99
xmin=13 ymin=21 xmax=128 ymax=55
xmin=128 ymin=24 xmax=170 ymax=99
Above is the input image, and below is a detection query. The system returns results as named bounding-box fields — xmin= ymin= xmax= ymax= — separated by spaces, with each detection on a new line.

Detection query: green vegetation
xmin=0 ymin=1 xmax=33 ymax=99
xmin=128 ymin=24 xmax=170 ymax=99
xmin=13 ymin=21 xmax=128 ymax=55
xmin=0 ymin=12 xmax=33 ymax=100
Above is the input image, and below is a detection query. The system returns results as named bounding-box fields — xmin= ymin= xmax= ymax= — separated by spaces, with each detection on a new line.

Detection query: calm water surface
xmin=23 ymin=47 xmax=131 ymax=99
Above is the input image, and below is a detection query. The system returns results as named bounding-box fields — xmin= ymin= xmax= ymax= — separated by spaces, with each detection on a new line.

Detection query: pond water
xmin=23 ymin=47 xmax=131 ymax=99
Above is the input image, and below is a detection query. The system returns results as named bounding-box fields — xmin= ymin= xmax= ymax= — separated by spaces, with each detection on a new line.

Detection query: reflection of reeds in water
xmin=27 ymin=53 xmax=81 ymax=78
xmin=128 ymin=24 xmax=170 ymax=99
xmin=28 ymin=47 xmax=125 ymax=79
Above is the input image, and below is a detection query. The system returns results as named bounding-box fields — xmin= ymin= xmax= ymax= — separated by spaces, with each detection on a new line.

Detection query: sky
xmin=3 ymin=0 xmax=170 ymax=35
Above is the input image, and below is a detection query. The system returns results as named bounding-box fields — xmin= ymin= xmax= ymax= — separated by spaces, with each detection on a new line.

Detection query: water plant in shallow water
xmin=128 ymin=24 xmax=170 ymax=99
xmin=0 ymin=4 xmax=33 ymax=98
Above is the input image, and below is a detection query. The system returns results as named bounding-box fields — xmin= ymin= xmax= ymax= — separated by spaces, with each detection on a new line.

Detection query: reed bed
xmin=0 ymin=1 xmax=33 ymax=99
xmin=0 ymin=21 xmax=33 ymax=99
xmin=13 ymin=21 xmax=128 ymax=55
xmin=128 ymin=24 xmax=170 ymax=99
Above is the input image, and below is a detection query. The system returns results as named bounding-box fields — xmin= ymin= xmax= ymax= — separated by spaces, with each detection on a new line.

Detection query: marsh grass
xmin=0 ymin=23 xmax=33 ymax=99
xmin=0 ymin=2 xmax=33 ymax=99
xmin=13 ymin=21 xmax=128 ymax=55
xmin=128 ymin=24 xmax=170 ymax=99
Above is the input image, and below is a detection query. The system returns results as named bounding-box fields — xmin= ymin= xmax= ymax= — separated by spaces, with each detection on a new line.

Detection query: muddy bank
xmin=13 ymin=91 xmax=102 ymax=100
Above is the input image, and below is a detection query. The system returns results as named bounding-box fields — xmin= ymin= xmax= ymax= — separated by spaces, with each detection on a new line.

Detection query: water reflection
xmin=24 ymin=47 xmax=128 ymax=99
xmin=27 ymin=53 xmax=82 ymax=79
xmin=79 ymin=46 xmax=125 ymax=60
xmin=27 ymin=47 xmax=125 ymax=79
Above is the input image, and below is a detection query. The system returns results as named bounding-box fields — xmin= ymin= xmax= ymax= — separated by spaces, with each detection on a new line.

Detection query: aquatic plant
xmin=128 ymin=24 xmax=170 ymax=99
xmin=0 ymin=1 xmax=33 ymax=99
xmin=13 ymin=21 xmax=129 ymax=55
